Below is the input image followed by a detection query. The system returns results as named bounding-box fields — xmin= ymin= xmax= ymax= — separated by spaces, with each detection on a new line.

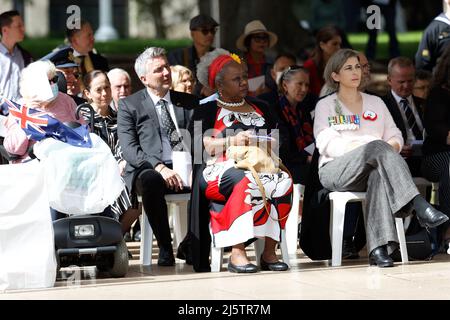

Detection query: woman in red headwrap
xmin=185 ymin=48 xmax=293 ymax=273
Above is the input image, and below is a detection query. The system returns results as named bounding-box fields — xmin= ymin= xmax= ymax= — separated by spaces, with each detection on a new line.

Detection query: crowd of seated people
xmin=3 ymin=7 xmax=450 ymax=278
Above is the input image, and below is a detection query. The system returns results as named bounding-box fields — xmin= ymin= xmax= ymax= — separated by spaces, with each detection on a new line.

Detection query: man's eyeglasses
xmin=195 ymin=27 xmax=217 ymax=36
xmin=49 ymin=75 xmax=59 ymax=84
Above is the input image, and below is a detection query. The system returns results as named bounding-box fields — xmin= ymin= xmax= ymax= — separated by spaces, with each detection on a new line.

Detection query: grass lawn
xmin=348 ymin=31 xmax=423 ymax=60
xmin=21 ymin=38 xmax=192 ymax=59
xmin=21 ymin=31 xmax=423 ymax=61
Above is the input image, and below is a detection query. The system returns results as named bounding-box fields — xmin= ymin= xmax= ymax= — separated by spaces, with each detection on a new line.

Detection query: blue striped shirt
xmin=0 ymin=42 xmax=24 ymax=103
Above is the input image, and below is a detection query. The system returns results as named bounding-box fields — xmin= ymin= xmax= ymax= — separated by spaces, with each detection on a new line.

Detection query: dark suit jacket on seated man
xmin=117 ymin=47 xmax=198 ymax=266
xmin=382 ymin=57 xmax=425 ymax=177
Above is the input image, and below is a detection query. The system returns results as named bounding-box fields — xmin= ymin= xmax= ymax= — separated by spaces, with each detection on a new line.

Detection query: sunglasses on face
xmin=49 ymin=75 xmax=59 ymax=84
xmin=195 ymin=27 xmax=217 ymax=36
xmin=252 ymin=34 xmax=269 ymax=42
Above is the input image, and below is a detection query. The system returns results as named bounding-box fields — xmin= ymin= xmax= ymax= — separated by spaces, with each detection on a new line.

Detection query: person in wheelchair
xmin=3 ymin=60 xmax=83 ymax=163
xmin=314 ymin=49 xmax=448 ymax=267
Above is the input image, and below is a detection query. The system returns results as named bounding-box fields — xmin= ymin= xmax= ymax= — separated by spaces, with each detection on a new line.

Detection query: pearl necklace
xmin=217 ymin=97 xmax=245 ymax=108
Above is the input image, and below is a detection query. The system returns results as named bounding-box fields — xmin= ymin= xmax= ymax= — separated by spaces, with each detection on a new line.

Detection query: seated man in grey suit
xmin=117 ymin=47 xmax=198 ymax=266
xmin=382 ymin=57 xmax=425 ymax=177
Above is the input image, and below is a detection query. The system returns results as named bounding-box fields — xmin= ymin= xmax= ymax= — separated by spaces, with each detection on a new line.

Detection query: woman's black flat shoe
xmin=260 ymin=255 xmax=289 ymax=271
xmin=227 ymin=261 xmax=258 ymax=273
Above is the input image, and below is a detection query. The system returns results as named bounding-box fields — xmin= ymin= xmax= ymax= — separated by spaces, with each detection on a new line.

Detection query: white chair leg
xmin=254 ymin=238 xmax=265 ymax=266
xmin=285 ymin=184 xmax=302 ymax=254
xmin=395 ymin=217 xmax=409 ymax=264
xmin=140 ymin=206 xmax=153 ymax=266
xmin=330 ymin=198 xmax=347 ymax=267
xmin=210 ymin=246 xmax=223 ymax=272
xmin=171 ymin=203 xmax=183 ymax=248
xmin=280 ymin=230 xmax=291 ymax=268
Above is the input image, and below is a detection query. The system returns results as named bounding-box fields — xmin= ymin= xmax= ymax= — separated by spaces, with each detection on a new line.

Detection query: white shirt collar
xmin=391 ymin=89 xmax=413 ymax=106
xmin=147 ymin=89 xmax=171 ymax=107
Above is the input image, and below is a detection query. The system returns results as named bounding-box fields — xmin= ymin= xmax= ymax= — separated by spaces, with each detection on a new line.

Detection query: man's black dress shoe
xmin=158 ymin=248 xmax=175 ymax=266
xmin=369 ymin=246 xmax=394 ymax=267
xmin=416 ymin=207 xmax=449 ymax=229
xmin=227 ymin=260 xmax=258 ymax=273
xmin=342 ymin=238 xmax=360 ymax=259
xmin=260 ymin=255 xmax=289 ymax=271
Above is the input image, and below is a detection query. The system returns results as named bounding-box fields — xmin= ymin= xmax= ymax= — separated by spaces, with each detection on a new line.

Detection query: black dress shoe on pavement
xmin=342 ymin=238 xmax=360 ymax=259
xmin=260 ymin=255 xmax=289 ymax=271
xmin=158 ymin=248 xmax=175 ymax=266
xmin=369 ymin=245 xmax=394 ymax=267
xmin=227 ymin=260 xmax=258 ymax=273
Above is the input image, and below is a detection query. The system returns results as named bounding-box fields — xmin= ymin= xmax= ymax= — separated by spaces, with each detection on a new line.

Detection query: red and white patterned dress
xmin=201 ymin=103 xmax=293 ymax=248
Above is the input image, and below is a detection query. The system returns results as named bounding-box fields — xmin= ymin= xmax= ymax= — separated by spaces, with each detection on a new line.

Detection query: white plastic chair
xmin=328 ymin=191 xmax=408 ymax=267
xmin=210 ymin=230 xmax=290 ymax=272
xmin=285 ymin=184 xmax=305 ymax=255
xmin=138 ymin=193 xmax=190 ymax=266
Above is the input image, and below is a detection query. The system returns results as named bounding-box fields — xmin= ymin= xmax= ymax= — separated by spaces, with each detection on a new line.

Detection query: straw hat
xmin=236 ymin=20 xmax=278 ymax=52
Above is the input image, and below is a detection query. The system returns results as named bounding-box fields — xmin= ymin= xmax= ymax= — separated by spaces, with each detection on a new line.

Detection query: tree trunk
xmin=198 ymin=0 xmax=313 ymax=59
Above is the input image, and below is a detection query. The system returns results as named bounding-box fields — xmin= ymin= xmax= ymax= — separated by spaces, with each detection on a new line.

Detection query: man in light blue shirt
xmin=0 ymin=10 xmax=32 ymax=112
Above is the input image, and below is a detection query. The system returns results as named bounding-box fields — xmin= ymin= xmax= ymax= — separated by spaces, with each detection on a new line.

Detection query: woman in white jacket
xmin=314 ymin=49 xmax=448 ymax=267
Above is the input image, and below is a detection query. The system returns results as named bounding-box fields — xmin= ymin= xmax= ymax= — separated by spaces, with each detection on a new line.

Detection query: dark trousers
xmin=366 ymin=0 xmax=400 ymax=60
xmin=135 ymin=169 xmax=172 ymax=250
xmin=134 ymin=168 xmax=191 ymax=250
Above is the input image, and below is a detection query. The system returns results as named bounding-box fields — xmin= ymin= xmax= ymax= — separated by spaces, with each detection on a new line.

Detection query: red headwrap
xmin=208 ymin=55 xmax=234 ymax=89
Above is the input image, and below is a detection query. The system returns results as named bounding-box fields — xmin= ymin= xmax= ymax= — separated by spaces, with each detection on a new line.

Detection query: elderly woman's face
xmin=85 ymin=74 xmax=112 ymax=109
xmin=218 ymin=62 xmax=248 ymax=101
xmin=282 ymin=71 xmax=310 ymax=103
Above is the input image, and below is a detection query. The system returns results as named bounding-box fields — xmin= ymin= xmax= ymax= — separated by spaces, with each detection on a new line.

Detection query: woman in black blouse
xmin=422 ymin=45 xmax=450 ymax=249
xmin=83 ymin=70 xmax=139 ymax=232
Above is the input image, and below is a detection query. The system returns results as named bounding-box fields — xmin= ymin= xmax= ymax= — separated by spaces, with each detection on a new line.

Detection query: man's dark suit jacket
xmin=382 ymin=91 xmax=425 ymax=176
xmin=117 ymin=89 xmax=199 ymax=191
xmin=382 ymin=91 xmax=425 ymax=143
xmin=88 ymin=50 xmax=109 ymax=72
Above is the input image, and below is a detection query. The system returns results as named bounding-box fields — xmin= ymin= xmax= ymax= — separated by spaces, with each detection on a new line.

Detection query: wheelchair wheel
xmin=108 ymin=239 xmax=129 ymax=278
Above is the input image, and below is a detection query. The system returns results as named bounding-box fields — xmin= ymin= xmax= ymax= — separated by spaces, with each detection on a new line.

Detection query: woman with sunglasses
xmin=236 ymin=20 xmax=278 ymax=97
xmin=314 ymin=49 xmax=448 ymax=267
xmin=186 ymin=48 xmax=292 ymax=273
xmin=3 ymin=60 xmax=84 ymax=163
xmin=277 ymin=65 xmax=316 ymax=184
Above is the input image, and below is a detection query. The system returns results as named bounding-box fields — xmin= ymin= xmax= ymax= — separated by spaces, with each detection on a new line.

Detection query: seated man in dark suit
xmin=65 ymin=19 xmax=109 ymax=77
xmin=382 ymin=57 xmax=425 ymax=176
xmin=117 ymin=47 xmax=198 ymax=266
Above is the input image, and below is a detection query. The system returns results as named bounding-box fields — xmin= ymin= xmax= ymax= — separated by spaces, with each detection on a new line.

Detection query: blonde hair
xmin=170 ymin=65 xmax=194 ymax=90
xmin=323 ymin=49 xmax=359 ymax=92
